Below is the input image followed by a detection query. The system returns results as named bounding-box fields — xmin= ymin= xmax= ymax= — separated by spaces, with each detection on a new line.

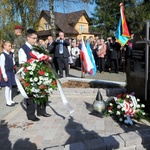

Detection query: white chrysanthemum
xmin=39 ymin=76 xmax=44 ymax=80
xmin=121 ymin=107 xmax=126 ymax=111
xmin=32 ymin=63 xmax=36 ymax=67
xmin=108 ymin=110 xmax=112 ymax=113
xmin=43 ymin=81 xmax=49 ymax=85
xmin=30 ymin=78 xmax=33 ymax=82
xmin=109 ymin=103 xmax=113 ymax=106
xmin=119 ymin=118 xmax=123 ymax=122
xmin=33 ymin=94 xmax=40 ymax=98
xmin=31 ymin=66 xmax=35 ymax=71
xmin=31 ymin=88 xmax=40 ymax=93
xmin=31 ymin=87 xmax=35 ymax=92
xmin=136 ymin=104 xmax=140 ymax=108
xmin=142 ymin=112 xmax=145 ymax=115
xmin=30 ymin=71 xmax=33 ymax=75
xmin=44 ymin=77 xmax=49 ymax=81
xmin=34 ymin=77 xmax=38 ymax=82
xmin=45 ymin=73 xmax=49 ymax=76
xmin=137 ymin=99 xmax=140 ymax=102
xmin=126 ymin=95 xmax=130 ymax=98
xmin=141 ymin=104 xmax=145 ymax=108
xmin=27 ymin=66 xmax=32 ymax=70
xmin=116 ymin=111 xmax=120 ymax=115
xmin=37 ymin=81 xmax=42 ymax=85
xmin=117 ymin=105 xmax=121 ymax=109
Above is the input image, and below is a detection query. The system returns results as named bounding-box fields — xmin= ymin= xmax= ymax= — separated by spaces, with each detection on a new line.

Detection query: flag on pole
xmin=80 ymin=38 xmax=95 ymax=75
xmin=116 ymin=2 xmax=130 ymax=46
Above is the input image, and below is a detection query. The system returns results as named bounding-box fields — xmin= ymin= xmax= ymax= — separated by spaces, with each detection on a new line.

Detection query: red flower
xmin=43 ymin=91 xmax=46 ymax=94
xmin=52 ymin=80 xmax=57 ymax=85
xmin=117 ymin=94 xmax=121 ymax=98
xmin=40 ymin=85 xmax=45 ymax=89
xmin=108 ymin=106 xmax=113 ymax=110
xmin=38 ymin=70 xmax=44 ymax=75
xmin=24 ymin=67 xmax=28 ymax=72
xmin=25 ymin=82 xmax=29 ymax=87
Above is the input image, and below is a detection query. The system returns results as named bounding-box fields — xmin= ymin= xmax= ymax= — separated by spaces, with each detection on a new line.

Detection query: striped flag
xmin=80 ymin=38 xmax=95 ymax=75
xmin=86 ymin=39 xmax=97 ymax=75
xmin=116 ymin=2 xmax=130 ymax=46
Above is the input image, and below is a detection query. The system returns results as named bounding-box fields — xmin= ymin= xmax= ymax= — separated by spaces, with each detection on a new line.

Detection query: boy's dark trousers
xmin=26 ymin=99 xmax=47 ymax=119
xmin=26 ymin=98 xmax=36 ymax=119
xmin=37 ymin=102 xmax=46 ymax=115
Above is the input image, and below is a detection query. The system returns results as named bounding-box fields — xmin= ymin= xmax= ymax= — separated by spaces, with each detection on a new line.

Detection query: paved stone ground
xmin=0 ymin=69 xmax=150 ymax=150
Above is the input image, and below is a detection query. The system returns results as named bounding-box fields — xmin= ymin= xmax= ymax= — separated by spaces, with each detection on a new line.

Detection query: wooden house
xmin=37 ymin=10 xmax=97 ymax=40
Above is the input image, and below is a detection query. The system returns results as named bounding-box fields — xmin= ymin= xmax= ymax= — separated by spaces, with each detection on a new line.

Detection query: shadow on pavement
xmin=0 ymin=120 xmax=38 ymax=150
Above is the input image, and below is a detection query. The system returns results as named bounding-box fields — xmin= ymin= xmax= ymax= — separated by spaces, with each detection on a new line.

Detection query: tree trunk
xmin=49 ymin=0 xmax=56 ymax=39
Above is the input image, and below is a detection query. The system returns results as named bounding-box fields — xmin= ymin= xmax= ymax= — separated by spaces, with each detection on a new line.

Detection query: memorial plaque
xmin=130 ymin=48 xmax=145 ymax=72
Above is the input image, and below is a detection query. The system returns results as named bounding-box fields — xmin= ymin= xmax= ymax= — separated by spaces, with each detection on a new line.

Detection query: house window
xmin=80 ymin=25 xmax=84 ymax=32
xmin=45 ymin=23 xmax=49 ymax=30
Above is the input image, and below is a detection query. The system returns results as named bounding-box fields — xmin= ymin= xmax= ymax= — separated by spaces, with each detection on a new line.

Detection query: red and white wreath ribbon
xmin=28 ymin=51 xmax=51 ymax=63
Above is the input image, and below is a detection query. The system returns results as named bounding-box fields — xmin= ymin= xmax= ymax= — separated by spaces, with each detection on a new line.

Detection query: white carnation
xmin=30 ymin=78 xmax=33 ymax=82
xmin=30 ymin=71 xmax=33 ymax=75
xmin=137 ymin=99 xmax=140 ymax=102
xmin=37 ymin=81 xmax=42 ymax=85
xmin=136 ymin=104 xmax=140 ymax=108
xmin=121 ymin=107 xmax=126 ymax=111
xmin=141 ymin=104 xmax=145 ymax=108
xmin=45 ymin=73 xmax=49 ymax=76
xmin=108 ymin=110 xmax=112 ymax=113
xmin=109 ymin=103 xmax=113 ymax=106
xmin=44 ymin=77 xmax=49 ymax=81
xmin=32 ymin=63 xmax=36 ymax=67
xmin=116 ymin=111 xmax=120 ymax=115
xmin=126 ymin=95 xmax=130 ymax=98
xmin=39 ymin=76 xmax=44 ymax=80
xmin=142 ymin=112 xmax=145 ymax=115
xmin=117 ymin=105 xmax=121 ymax=109
xmin=34 ymin=77 xmax=38 ymax=82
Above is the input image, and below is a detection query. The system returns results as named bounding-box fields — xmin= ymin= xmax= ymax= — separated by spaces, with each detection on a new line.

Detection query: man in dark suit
xmin=47 ymin=35 xmax=58 ymax=72
xmin=110 ymin=37 xmax=121 ymax=73
xmin=51 ymin=31 xmax=70 ymax=78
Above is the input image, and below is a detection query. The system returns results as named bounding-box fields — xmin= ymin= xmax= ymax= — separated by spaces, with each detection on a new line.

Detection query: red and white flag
xmin=80 ymin=38 xmax=94 ymax=75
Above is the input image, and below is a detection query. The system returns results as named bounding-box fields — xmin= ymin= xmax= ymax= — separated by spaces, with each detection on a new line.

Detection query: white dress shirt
xmin=18 ymin=42 xmax=32 ymax=64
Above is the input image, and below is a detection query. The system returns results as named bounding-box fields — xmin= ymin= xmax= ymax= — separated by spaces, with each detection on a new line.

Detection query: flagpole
xmin=81 ymin=37 xmax=85 ymax=78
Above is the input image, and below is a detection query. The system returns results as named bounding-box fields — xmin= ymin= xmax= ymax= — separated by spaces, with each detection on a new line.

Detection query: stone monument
xmin=126 ymin=20 xmax=150 ymax=111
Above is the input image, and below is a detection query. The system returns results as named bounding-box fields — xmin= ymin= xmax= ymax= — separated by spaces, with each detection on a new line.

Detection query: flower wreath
xmin=105 ymin=93 xmax=146 ymax=125
xmin=20 ymin=45 xmax=58 ymax=106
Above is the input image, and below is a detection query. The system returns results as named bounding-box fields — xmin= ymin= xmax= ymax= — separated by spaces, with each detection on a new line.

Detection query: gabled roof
xmin=40 ymin=10 xmax=90 ymax=34
xmin=66 ymin=10 xmax=90 ymax=24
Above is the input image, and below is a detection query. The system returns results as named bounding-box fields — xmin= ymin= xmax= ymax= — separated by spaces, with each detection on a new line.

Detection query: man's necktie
xmin=59 ymin=40 xmax=63 ymax=54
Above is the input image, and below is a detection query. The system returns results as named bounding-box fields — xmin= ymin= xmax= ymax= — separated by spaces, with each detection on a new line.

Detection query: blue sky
xmin=40 ymin=0 xmax=96 ymax=17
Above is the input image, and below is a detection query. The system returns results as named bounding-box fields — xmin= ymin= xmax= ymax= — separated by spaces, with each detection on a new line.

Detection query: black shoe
xmin=28 ymin=117 xmax=40 ymax=121
xmin=6 ymin=103 xmax=15 ymax=107
xmin=37 ymin=113 xmax=51 ymax=117
xmin=12 ymin=102 xmax=18 ymax=105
